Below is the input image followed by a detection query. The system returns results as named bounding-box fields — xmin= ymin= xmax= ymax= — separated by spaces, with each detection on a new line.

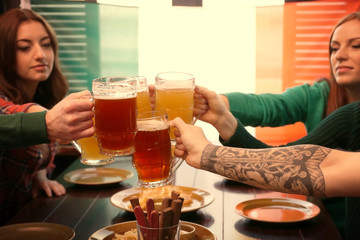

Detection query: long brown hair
xmin=325 ymin=11 xmax=360 ymax=117
xmin=0 ymin=8 xmax=68 ymax=109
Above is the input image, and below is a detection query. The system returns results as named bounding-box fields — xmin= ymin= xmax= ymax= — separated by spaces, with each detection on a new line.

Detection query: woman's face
xmin=16 ymin=20 xmax=54 ymax=84
xmin=330 ymin=19 xmax=360 ymax=88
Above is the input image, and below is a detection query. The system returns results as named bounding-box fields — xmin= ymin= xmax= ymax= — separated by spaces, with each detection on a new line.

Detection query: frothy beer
xmin=133 ymin=119 xmax=172 ymax=183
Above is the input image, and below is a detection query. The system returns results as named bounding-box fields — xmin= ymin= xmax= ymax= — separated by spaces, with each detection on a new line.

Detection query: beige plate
xmin=89 ymin=220 xmax=216 ymax=240
xmin=235 ymin=198 xmax=320 ymax=223
xmin=64 ymin=167 xmax=134 ymax=185
xmin=111 ymin=185 xmax=214 ymax=213
xmin=0 ymin=222 xmax=75 ymax=240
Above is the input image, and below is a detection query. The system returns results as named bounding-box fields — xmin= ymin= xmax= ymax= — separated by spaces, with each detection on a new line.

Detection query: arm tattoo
xmin=201 ymin=144 xmax=331 ymax=196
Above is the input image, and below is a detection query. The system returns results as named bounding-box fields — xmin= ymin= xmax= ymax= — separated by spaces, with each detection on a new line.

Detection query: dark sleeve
xmin=220 ymin=101 xmax=360 ymax=151
xmin=0 ymin=111 xmax=50 ymax=150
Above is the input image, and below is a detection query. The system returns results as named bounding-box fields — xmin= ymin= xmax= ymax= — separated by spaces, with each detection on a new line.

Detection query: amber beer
xmin=155 ymin=87 xmax=194 ymax=122
xmin=94 ymin=96 xmax=137 ymax=155
xmin=92 ymin=76 xmax=137 ymax=156
xmin=155 ymin=72 xmax=195 ymax=139
xmin=133 ymin=112 xmax=172 ymax=187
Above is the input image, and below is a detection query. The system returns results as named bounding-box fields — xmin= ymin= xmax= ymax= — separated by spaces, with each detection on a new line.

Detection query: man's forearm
xmin=201 ymin=144 xmax=330 ymax=196
xmin=0 ymin=112 xmax=49 ymax=149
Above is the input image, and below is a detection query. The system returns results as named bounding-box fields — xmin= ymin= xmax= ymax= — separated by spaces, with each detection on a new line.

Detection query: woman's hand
xmin=32 ymin=169 xmax=66 ymax=198
xmin=194 ymin=86 xmax=238 ymax=141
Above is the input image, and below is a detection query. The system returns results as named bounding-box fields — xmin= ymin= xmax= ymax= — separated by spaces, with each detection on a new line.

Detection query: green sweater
xmin=0 ymin=111 xmax=49 ymax=150
xmin=223 ymin=80 xmax=329 ymax=132
xmin=222 ymin=101 xmax=360 ymax=151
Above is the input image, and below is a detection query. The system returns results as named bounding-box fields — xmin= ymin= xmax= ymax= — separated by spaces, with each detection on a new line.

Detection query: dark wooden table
xmin=7 ymin=156 xmax=342 ymax=240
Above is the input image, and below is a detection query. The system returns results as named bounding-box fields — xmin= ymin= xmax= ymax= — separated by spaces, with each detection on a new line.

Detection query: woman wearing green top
xmin=194 ymin=12 xmax=360 ymax=238
xmin=196 ymin=12 xmax=360 ymax=148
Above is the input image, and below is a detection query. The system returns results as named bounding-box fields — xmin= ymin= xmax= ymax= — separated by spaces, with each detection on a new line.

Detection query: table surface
xmin=7 ymin=156 xmax=343 ymax=240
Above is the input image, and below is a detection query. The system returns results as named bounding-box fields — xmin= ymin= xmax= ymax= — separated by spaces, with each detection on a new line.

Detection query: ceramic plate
xmin=111 ymin=185 xmax=214 ymax=213
xmin=64 ymin=167 xmax=134 ymax=185
xmin=89 ymin=220 xmax=216 ymax=240
xmin=235 ymin=198 xmax=320 ymax=223
xmin=0 ymin=222 xmax=75 ymax=240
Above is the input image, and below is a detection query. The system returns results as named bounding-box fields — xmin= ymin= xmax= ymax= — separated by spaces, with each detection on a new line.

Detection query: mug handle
xmin=191 ymin=114 xmax=199 ymax=125
xmin=71 ymin=140 xmax=82 ymax=154
xmin=172 ymin=156 xmax=184 ymax=173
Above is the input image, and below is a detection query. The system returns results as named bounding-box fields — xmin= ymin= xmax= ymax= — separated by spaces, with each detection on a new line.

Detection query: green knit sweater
xmin=223 ymin=80 xmax=329 ymax=132
xmin=221 ymin=101 xmax=360 ymax=151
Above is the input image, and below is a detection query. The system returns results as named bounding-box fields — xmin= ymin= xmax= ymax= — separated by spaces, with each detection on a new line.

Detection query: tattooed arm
xmin=202 ymin=144 xmax=329 ymax=196
xmin=171 ymin=117 xmax=360 ymax=197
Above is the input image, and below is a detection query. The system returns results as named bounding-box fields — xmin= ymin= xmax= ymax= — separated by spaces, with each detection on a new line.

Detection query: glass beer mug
xmin=132 ymin=111 xmax=183 ymax=188
xmin=154 ymin=72 xmax=197 ymax=140
xmin=92 ymin=76 xmax=137 ymax=156
xmin=72 ymin=131 xmax=115 ymax=166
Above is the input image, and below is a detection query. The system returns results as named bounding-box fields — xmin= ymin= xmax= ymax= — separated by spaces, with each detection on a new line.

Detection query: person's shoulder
xmin=285 ymin=80 xmax=328 ymax=93
xmin=347 ymin=101 xmax=360 ymax=109
xmin=313 ymin=78 xmax=330 ymax=89
xmin=298 ymin=79 xmax=330 ymax=93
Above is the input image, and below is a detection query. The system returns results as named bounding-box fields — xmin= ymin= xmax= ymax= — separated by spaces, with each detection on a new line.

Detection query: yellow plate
xmin=235 ymin=198 xmax=320 ymax=223
xmin=110 ymin=185 xmax=214 ymax=213
xmin=63 ymin=167 xmax=134 ymax=185
xmin=0 ymin=222 xmax=75 ymax=240
xmin=89 ymin=220 xmax=216 ymax=240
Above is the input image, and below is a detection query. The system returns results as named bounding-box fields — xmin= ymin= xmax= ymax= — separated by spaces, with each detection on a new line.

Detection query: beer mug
xmin=72 ymin=135 xmax=115 ymax=166
xmin=135 ymin=76 xmax=152 ymax=114
xmin=92 ymin=76 xmax=137 ymax=156
xmin=133 ymin=111 xmax=183 ymax=188
xmin=154 ymin=72 xmax=196 ymax=140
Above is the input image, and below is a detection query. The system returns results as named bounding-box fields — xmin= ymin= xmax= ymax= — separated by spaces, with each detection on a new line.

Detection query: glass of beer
xmin=155 ymin=72 xmax=196 ymax=140
xmin=72 ymin=136 xmax=115 ymax=166
xmin=92 ymin=76 xmax=137 ymax=156
xmin=136 ymin=76 xmax=152 ymax=114
xmin=133 ymin=111 xmax=183 ymax=188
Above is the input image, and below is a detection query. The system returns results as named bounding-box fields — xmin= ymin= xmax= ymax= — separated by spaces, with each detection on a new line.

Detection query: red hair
xmin=0 ymin=8 xmax=68 ymax=108
xmin=325 ymin=11 xmax=360 ymax=117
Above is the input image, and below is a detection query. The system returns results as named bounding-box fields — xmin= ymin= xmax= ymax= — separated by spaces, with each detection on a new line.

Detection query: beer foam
xmin=156 ymin=81 xmax=194 ymax=90
xmin=137 ymin=119 xmax=168 ymax=131
xmin=93 ymin=95 xmax=135 ymax=100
